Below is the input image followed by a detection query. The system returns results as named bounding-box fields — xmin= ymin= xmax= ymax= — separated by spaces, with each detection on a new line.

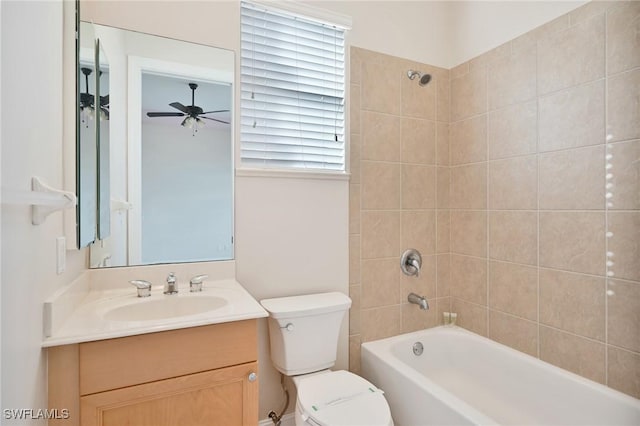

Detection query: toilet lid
xmin=296 ymin=370 xmax=392 ymax=426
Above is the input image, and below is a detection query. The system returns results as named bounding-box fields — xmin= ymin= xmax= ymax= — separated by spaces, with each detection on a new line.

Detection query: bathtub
xmin=361 ymin=326 xmax=640 ymax=425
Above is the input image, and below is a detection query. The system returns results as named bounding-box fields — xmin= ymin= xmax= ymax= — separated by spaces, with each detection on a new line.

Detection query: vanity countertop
xmin=42 ymin=278 xmax=267 ymax=347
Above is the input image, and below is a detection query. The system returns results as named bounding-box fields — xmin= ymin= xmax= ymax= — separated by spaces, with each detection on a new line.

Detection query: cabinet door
xmin=80 ymin=362 xmax=258 ymax=426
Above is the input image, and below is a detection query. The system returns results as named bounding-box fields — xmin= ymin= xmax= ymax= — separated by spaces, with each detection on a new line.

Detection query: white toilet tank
xmin=260 ymin=292 xmax=351 ymax=376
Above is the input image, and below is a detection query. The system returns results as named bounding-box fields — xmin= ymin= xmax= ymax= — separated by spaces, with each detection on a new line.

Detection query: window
xmin=240 ymin=2 xmax=346 ymax=171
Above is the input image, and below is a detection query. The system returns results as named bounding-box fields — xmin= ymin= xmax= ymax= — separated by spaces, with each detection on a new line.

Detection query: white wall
xmin=141 ymin=123 xmax=233 ymax=263
xmin=1 ymin=0 xmax=85 ymax=422
xmin=1 ymin=0 xmax=592 ymax=421
xmin=448 ymin=0 xmax=587 ymax=67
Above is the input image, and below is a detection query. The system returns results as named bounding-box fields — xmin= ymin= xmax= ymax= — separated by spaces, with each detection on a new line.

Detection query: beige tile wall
xmin=349 ymin=47 xmax=451 ymax=374
xmin=446 ymin=1 xmax=640 ymax=399
xmin=349 ymin=0 xmax=640 ymax=400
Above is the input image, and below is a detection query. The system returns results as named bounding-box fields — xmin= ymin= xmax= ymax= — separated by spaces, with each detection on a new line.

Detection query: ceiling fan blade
xmin=200 ymin=116 xmax=230 ymax=124
xmin=169 ymin=102 xmax=189 ymax=113
xmin=100 ymin=95 xmax=109 ymax=106
xmin=146 ymin=112 xmax=185 ymax=117
xmin=201 ymin=109 xmax=230 ymax=114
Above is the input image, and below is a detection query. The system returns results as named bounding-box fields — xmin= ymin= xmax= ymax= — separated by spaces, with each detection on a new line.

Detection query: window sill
xmin=235 ymin=168 xmax=351 ymax=181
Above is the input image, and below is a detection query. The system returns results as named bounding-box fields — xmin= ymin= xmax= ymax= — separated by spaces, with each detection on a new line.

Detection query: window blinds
xmin=240 ymin=2 xmax=346 ymax=171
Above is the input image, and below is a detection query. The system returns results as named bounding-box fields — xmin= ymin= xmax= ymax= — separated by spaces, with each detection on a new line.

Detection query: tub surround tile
xmin=488 ymin=211 xmax=537 ymax=266
xmin=488 ymin=46 xmax=537 ymax=110
xmin=488 ymin=101 xmax=537 ymax=160
xmin=361 ymin=305 xmax=401 ymax=342
xmin=401 ymin=254 xmax=437 ymax=300
xmin=361 ymin=258 xmax=400 ymax=309
xmin=401 ymin=165 xmax=436 ymax=209
xmin=607 ymin=68 xmax=640 ymax=143
xmin=436 ymin=210 xmax=450 ymax=254
xmin=607 ymin=346 xmax=640 ymax=400
xmin=350 ymin=48 xmax=362 ymax=85
xmin=437 ymin=254 xmax=451 ymax=297
xmin=402 ymin=66 xmax=437 ymax=119
xmin=538 ymin=79 xmax=605 ymax=153
xmin=452 ymin=298 xmax=488 ymax=337
xmin=537 ymin=15 xmax=605 ymax=95
xmin=349 ymin=334 xmax=362 ymax=375
xmin=350 ymin=133 xmax=361 ymax=184
xmin=349 ymin=285 xmax=361 ymax=335
xmin=607 ymin=279 xmax=640 ymax=353
xmin=538 ymin=145 xmax=605 ymax=210
xmin=451 ymin=211 xmax=487 ymax=258
xmin=451 ymin=254 xmax=487 ymax=306
xmin=489 ymin=261 xmax=538 ymax=321
xmin=362 ymin=112 xmax=400 ymax=161
xmin=349 ymin=236 xmax=360 ymax=285
xmin=361 ymin=161 xmax=400 ymax=210
xmin=539 ymin=269 xmax=606 ymax=341
xmin=489 ymin=310 xmax=538 ymax=357
xmin=607 ymin=212 xmax=640 ymax=282
xmin=350 ymin=83 xmax=361 ymax=135
xmin=451 ymin=65 xmax=487 ymax=121
xmin=606 ymin=1 xmax=640 ymax=76
xmin=609 ymin=140 xmax=640 ymax=210
xmin=450 ymin=115 xmax=487 ymax=165
xmin=401 ymin=118 xmax=436 ymax=165
xmin=401 ymin=210 xmax=436 ymax=256
xmin=488 ymin=156 xmax=537 ymax=210
xmin=470 ymin=41 xmax=511 ymax=72
xmin=436 ymin=122 xmax=450 ymax=166
xmin=450 ymin=163 xmax=487 ymax=210
xmin=539 ymin=212 xmax=605 ymax=276
xmin=361 ymin=53 xmax=401 ymax=115
xmin=350 ymin=15 xmax=639 ymax=399
xmin=349 ymin=184 xmax=360 ymax=235
xmin=511 ymin=14 xmax=569 ymax=55
xmin=539 ymin=326 xmax=606 ymax=384
xmin=401 ymin=299 xmax=438 ymax=333
xmin=436 ymin=167 xmax=450 ymax=209
xmin=569 ymin=1 xmax=611 ymax=26
xmin=361 ymin=211 xmax=400 ymax=259
xmin=436 ymin=71 xmax=450 ymax=122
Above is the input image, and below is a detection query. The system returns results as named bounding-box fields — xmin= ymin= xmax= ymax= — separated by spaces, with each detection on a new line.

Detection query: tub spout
xmin=408 ymin=292 xmax=429 ymax=310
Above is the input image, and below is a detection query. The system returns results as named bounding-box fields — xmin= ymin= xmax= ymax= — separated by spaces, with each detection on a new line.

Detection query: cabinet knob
xmin=248 ymin=372 xmax=257 ymax=382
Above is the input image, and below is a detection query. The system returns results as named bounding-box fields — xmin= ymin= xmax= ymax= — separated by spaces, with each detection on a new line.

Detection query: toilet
xmin=260 ymin=292 xmax=393 ymax=426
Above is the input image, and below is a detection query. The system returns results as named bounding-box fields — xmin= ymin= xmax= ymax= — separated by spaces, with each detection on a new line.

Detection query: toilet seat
xmin=295 ymin=370 xmax=393 ymax=426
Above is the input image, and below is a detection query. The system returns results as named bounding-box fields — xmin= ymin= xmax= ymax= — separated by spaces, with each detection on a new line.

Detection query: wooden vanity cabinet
xmin=48 ymin=320 xmax=259 ymax=426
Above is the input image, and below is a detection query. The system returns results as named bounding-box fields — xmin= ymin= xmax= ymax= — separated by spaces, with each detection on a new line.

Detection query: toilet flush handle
xmin=280 ymin=322 xmax=295 ymax=332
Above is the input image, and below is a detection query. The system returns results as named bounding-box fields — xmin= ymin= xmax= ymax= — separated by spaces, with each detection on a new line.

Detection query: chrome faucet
xmin=401 ymin=249 xmax=422 ymax=277
xmin=130 ymin=280 xmax=152 ymax=297
xmin=164 ymin=272 xmax=178 ymax=295
xmin=408 ymin=292 xmax=429 ymax=310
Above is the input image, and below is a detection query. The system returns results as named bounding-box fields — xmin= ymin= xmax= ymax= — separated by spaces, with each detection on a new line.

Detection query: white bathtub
xmin=361 ymin=326 xmax=640 ymax=425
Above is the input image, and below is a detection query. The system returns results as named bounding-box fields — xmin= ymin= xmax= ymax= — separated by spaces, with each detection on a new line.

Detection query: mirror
xmin=77 ymin=23 xmax=234 ymax=268
xmin=96 ymin=39 xmax=111 ymax=241
xmin=77 ymin=23 xmax=98 ymax=248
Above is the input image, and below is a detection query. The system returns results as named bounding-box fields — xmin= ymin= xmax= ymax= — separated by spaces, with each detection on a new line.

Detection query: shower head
xmin=407 ymin=70 xmax=432 ymax=87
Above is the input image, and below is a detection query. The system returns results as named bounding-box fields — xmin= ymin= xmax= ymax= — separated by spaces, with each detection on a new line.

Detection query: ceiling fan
xmin=146 ymin=82 xmax=230 ymax=129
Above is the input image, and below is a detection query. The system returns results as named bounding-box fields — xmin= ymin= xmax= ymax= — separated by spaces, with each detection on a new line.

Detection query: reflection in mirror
xmin=86 ymin=23 xmax=234 ymax=268
xmin=96 ymin=39 xmax=111 ymax=240
xmin=77 ymin=22 xmax=98 ymax=248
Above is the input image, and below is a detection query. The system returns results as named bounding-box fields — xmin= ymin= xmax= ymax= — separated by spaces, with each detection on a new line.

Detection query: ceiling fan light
xmin=196 ymin=118 xmax=205 ymax=128
xmin=181 ymin=116 xmax=195 ymax=129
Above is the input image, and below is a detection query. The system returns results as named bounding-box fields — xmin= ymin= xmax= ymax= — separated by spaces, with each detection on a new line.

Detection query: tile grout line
xmin=603 ymin=11 xmax=609 ymax=386
xmin=535 ymin=32 xmax=541 ymax=360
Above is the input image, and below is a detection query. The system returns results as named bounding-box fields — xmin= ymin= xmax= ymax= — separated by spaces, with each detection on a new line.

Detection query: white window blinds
xmin=240 ymin=2 xmax=346 ymax=171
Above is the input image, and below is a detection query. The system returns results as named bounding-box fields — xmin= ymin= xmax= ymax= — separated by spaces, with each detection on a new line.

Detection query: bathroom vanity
xmin=44 ymin=275 xmax=267 ymax=426
xmin=48 ymin=320 xmax=258 ymax=426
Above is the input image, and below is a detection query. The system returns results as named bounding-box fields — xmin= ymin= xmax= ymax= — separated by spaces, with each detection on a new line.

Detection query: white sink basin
xmin=104 ymin=296 xmax=228 ymax=322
